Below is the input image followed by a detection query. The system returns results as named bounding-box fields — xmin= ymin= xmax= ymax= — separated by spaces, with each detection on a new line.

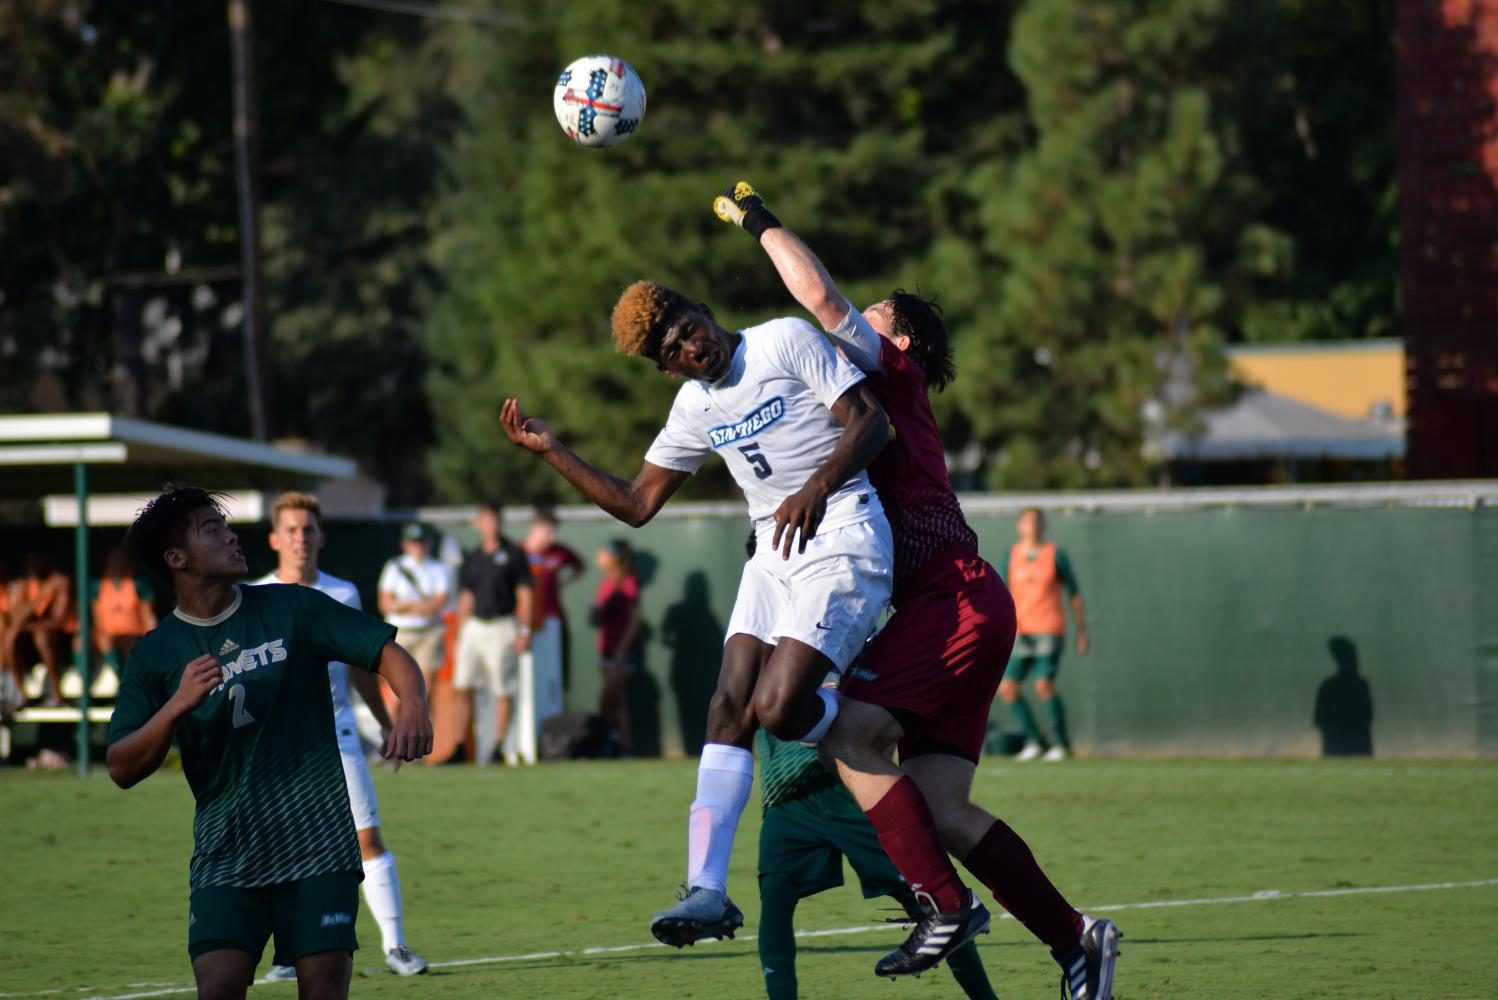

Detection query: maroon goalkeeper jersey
xmin=865 ymin=337 xmax=979 ymax=602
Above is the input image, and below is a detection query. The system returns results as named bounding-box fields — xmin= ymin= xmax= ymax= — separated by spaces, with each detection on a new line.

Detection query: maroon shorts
xmin=840 ymin=551 xmax=1016 ymax=762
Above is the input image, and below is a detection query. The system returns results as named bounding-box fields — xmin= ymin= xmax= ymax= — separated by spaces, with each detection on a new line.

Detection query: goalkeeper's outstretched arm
xmin=715 ymin=182 xmax=883 ymax=373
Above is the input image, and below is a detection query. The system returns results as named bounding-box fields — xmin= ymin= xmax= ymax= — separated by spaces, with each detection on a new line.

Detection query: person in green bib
xmin=106 ymin=486 xmax=433 ymax=1000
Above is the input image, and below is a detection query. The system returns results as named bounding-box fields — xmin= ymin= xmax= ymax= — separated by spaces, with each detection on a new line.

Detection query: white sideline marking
xmin=14 ymin=876 xmax=1491 ymax=1000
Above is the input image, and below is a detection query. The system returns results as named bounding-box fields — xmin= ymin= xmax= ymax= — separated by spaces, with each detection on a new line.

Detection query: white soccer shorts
xmin=725 ymin=515 xmax=893 ymax=672
xmin=336 ymin=716 xmax=380 ymax=832
xmin=454 ymin=616 xmax=521 ymax=696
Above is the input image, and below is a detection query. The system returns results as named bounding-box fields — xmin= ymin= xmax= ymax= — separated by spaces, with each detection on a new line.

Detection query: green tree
xmin=263 ymin=15 xmax=459 ymax=504
xmin=0 ymin=1 xmax=238 ymax=415
xmin=423 ymin=0 xmax=1026 ymax=502
xmin=0 ymin=1 xmax=455 ymax=502
xmin=1234 ymin=0 xmax=1397 ymax=343
xmin=945 ymin=0 xmax=1291 ymax=488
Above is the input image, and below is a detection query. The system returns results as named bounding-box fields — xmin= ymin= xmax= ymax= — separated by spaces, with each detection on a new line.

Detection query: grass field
xmin=3 ymin=758 xmax=1496 ymax=999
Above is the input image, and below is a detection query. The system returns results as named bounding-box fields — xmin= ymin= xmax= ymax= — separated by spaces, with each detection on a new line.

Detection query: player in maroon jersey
xmin=715 ymin=182 xmax=1121 ymax=1000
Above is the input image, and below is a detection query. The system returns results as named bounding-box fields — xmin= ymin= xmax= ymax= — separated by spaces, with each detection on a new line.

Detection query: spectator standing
xmin=2 ymin=551 xmax=75 ymax=706
xmin=455 ymin=502 xmax=533 ymax=763
xmin=998 ymin=508 xmax=1091 ymax=761
xmin=378 ymin=524 xmax=451 ymax=696
xmin=93 ymin=547 xmax=158 ymax=675
xmin=593 ymin=539 xmax=642 ymax=757
xmin=523 ymin=506 xmax=584 ymax=694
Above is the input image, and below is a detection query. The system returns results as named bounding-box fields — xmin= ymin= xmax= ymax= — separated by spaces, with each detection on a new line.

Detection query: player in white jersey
xmin=501 ymin=279 xmax=895 ymax=948
xmin=253 ymin=493 xmax=428 ymax=979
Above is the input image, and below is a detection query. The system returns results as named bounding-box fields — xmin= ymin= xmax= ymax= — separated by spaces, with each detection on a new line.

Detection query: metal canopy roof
xmin=1164 ymin=390 xmax=1405 ymax=462
xmin=0 ymin=412 xmax=356 ymax=495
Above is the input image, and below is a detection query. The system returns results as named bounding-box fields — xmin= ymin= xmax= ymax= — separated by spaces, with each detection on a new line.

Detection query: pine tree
xmin=947 ymin=0 xmax=1291 ymax=488
xmin=422 ymin=0 xmax=1025 ymax=502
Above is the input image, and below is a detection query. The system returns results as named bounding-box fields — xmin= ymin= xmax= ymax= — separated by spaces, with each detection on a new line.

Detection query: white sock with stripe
xmin=685 ymin=743 xmax=755 ymax=894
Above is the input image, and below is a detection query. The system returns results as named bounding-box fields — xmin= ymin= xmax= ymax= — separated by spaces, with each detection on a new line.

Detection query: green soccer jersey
xmin=757 ymin=729 xmax=838 ymax=812
xmin=108 ymin=582 xmax=395 ymax=890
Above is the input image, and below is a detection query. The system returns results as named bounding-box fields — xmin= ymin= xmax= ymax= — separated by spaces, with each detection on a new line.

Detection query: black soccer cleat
xmin=874 ymin=890 xmax=991 ymax=979
xmin=650 ymin=886 xmax=745 ymax=948
xmin=1057 ymin=914 xmax=1122 ymax=1000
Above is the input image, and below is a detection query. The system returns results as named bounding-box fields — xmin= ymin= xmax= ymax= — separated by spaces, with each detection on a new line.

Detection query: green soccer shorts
xmin=187 ymin=869 xmax=360 ymax=966
xmin=1004 ymin=632 xmax=1064 ymax=682
xmin=758 ymin=787 xmax=905 ymax=901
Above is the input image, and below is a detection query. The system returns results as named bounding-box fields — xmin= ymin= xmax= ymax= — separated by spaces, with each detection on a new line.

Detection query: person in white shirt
xmin=377 ymin=524 xmax=450 ymax=697
xmin=254 ymin=493 xmax=428 ymax=979
xmin=499 ymin=279 xmax=900 ymax=952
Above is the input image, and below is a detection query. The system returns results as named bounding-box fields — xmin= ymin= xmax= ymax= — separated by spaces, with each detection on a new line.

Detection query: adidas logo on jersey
xmin=708 ymin=396 xmax=785 ymax=448
xmin=218 ymin=638 xmax=239 ymax=657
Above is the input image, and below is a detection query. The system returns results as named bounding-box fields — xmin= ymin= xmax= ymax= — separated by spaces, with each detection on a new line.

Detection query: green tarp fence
xmin=7 ymin=486 xmax=1494 ymax=759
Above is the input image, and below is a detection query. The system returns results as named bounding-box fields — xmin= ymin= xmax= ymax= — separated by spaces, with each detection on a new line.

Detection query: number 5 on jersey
xmin=738 ymin=442 xmax=773 ymax=480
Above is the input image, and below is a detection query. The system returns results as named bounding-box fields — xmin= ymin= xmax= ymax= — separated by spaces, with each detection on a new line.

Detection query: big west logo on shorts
xmin=708 ymin=397 xmax=785 ymax=448
xmin=212 ymin=638 xmax=288 ymax=693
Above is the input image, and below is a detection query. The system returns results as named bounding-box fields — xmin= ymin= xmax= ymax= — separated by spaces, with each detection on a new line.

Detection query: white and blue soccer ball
xmin=553 ymin=54 xmax=647 ymax=148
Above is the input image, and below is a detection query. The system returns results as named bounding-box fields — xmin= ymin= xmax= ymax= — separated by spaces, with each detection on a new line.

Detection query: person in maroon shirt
xmin=591 ymin=538 xmax=642 ymax=755
xmin=716 ymin=182 xmax=1121 ymax=1000
xmin=523 ymin=507 xmax=585 ymax=692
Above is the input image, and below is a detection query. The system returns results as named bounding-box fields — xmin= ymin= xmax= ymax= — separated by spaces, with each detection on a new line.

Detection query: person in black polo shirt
xmin=454 ymin=501 xmax=533 ymax=764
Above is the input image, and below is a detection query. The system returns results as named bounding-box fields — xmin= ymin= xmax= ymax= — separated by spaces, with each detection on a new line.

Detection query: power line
xmin=315 ymin=0 xmax=522 ymax=26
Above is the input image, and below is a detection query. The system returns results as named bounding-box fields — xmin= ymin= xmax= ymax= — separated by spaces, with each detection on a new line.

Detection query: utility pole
xmin=229 ymin=0 xmax=272 ymax=441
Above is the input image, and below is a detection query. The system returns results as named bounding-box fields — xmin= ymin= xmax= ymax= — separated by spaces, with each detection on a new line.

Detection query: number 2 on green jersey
xmin=228 ymin=683 xmax=256 ymax=729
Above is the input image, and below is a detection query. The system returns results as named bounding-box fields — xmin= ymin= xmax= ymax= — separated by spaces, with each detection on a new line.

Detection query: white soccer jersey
xmin=645 ymin=316 xmax=883 ymax=531
xmin=251 ymin=570 xmax=361 ymax=723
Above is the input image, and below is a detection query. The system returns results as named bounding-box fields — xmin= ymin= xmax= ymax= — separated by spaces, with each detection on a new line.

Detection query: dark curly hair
xmin=125 ymin=484 xmax=228 ymax=588
xmin=888 ymin=289 xmax=955 ymax=392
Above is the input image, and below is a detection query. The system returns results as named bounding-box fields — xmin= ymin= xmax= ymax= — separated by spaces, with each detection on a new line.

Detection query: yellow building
xmin=1226 ymin=340 xmax=1405 ymax=420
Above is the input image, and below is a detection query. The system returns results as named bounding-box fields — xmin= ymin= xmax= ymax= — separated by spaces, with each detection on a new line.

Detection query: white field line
xmin=5 ymin=876 xmax=1490 ymax=1000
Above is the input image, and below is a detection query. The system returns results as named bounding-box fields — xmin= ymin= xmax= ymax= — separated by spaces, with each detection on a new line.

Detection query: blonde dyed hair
xmin=272 ymin=491 xmax=322 ymax=528
xmin=611 ymin=280 xmax=694 ymax=359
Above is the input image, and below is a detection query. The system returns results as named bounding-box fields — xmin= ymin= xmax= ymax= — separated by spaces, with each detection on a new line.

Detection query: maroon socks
xmin=864 ymin=777 xmax=968 ymax=913
xmin=962 ymin=818 xmax=1083 ymax=953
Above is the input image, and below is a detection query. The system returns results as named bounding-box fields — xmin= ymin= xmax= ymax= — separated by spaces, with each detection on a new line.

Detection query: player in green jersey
xmin=756 ymin=730 xmax=1000 ymax=1000
xmin=106 ymin=486 xmax=433 ymax=1000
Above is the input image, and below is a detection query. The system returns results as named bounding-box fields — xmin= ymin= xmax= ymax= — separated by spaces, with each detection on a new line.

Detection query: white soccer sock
xmin=686 ymin=743 xmax=755 ymax=894
xmin=796 ymin=687 xmax=840 ymax=745
xmin=361 ymin=851 xmax=405 ymax=953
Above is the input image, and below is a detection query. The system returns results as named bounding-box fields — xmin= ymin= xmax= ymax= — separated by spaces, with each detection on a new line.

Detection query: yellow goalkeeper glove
xmin=713 ymin=181 xmax=782 ymax=241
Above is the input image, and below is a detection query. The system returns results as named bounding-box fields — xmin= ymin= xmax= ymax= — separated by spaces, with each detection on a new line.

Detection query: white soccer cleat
xmin=1015 ymin=741 xmax=1044 ymax=762
xmin=262 ymin=965 xmax=297 ymax=982
xmin=385 ymin=945 xmax=429 ymax=976
xmin=1042 ymin=745 xmax=1070 ymax=762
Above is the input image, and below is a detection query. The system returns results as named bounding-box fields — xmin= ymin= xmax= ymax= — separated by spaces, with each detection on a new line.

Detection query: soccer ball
xmin=553 ymin=54 xmax=647 ymax=148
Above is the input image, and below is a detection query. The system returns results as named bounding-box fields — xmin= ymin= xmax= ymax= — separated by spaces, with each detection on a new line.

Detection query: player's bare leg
xmin=191 ymin=949 xmax=255 ymax=1000
xmin=292 ymin=949 xmax=353 ymax=1000
xmin=651 ymin=634 xmax=765 ymax=947
xmin=653 ymin=635 xmax=842 ymax=948
xmin=902 ymin=753 xmax=1119 ymax=999
xmin=1 ymin=627 xmax=23 ymax=705
xmin=495 ymin=694 xmax=513 ymax=759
